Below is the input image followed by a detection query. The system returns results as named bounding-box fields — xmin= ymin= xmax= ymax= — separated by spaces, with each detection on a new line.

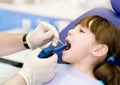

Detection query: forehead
xmin=75 ymin=16 xmax=96 ymax=29
xmin=75 ymin=19 xmax=95 ymax=31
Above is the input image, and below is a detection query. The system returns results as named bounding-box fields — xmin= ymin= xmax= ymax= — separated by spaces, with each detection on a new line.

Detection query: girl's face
xmin=62 ymin=24 xmax=97 ymax=64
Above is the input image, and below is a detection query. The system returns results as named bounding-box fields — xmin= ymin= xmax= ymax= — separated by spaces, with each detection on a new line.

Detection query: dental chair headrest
xmin=57 ymin=0 xmax=120 ymax=64
xmin=111 ymin=0 xmax=120 ymax=15
xmin=71 ymin=0 xmax=120 ymax=29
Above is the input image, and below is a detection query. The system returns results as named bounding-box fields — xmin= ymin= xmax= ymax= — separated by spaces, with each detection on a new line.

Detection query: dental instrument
xmin=38 ymin=40 xmax=67 ymax=58
xmin=58 ymin=39 xmax=65 ymax=46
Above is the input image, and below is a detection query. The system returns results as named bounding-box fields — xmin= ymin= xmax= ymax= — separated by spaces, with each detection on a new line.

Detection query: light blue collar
xmin=99 ymin=80 xmax=105 ymax=85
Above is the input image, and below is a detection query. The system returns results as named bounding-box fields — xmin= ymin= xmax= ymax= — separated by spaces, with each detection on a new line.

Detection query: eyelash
xmin=79 ymin=29 xmax=85 ymax=33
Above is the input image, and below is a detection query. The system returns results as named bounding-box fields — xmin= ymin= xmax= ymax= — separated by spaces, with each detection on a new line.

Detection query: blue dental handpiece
xmin=38 ymin=45 xmax=68 ymax=58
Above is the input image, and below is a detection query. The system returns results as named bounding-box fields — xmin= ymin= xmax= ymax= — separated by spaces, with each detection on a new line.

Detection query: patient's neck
xmin=70 ymin=59 xmax=97 ymax=80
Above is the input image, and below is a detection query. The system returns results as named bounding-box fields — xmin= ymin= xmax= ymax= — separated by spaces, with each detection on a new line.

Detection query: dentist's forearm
xmin=0 ymin=33 xmax=26 ymax=56
xmin=2 ymin=74 xmax=26 ymax=85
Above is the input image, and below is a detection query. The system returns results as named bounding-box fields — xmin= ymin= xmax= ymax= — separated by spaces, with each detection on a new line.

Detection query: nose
xmin=68 ymin=29 xmax=72 ymax=35
xmin=68 ymin=29 xmax=74 ymax=36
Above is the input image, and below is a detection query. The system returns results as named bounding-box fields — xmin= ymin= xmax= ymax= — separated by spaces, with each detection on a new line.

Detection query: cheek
xmin=62 ymin=43 xmax=92 ymax=63
xmin=62 ymin=36 xmax=95 ymax=63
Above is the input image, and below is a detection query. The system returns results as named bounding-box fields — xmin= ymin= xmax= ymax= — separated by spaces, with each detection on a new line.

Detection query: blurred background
xmin=0 ymin=0 xmax=111 ymax=32
xmin=0 ymin=0 xmax=112 ymax=84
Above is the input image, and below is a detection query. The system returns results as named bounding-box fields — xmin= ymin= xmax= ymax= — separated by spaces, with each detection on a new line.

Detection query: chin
xmin=62 ymin=55 xmax=67 ymax=61
xmin=62 ymin=55 xmax=70 ymax=63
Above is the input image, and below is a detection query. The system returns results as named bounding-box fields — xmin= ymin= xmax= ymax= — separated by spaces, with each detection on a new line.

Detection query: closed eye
xmin=79 ymin=29 xmax=85 ymax=33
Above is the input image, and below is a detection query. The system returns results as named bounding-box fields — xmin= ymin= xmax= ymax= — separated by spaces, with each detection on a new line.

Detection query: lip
xmin=64 ymin=38 xmax=71 ymax=51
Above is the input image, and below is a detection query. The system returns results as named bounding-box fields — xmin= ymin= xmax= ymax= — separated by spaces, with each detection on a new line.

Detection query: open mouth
xmin=65 ymin=39 xmax=71 ymax=50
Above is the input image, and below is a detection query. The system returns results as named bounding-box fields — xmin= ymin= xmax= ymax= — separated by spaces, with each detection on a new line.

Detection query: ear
xmin=91 ymin=44 xmax=108 ymax=57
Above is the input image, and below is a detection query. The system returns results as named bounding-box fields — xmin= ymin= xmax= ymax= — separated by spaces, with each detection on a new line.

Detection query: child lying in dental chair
xmin=41 ymin=15 xmax=120 ymax=85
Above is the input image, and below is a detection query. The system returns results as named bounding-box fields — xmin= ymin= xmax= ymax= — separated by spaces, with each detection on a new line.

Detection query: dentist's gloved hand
xmin=18 ymin=48 xmax=58 ymax=85
xmin=26 ymin=22 xmax=59 ymax=49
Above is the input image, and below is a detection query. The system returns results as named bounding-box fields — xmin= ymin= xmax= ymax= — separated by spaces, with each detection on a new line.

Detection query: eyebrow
xmin=78 ymin=25 xmax=88 ymax=30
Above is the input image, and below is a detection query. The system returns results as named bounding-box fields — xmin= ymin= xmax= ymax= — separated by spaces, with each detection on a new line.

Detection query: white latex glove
xmin=26 ymin=22 xmax=59 ymax=49
xmin=18 ymin=48 xmax=58 ymax=85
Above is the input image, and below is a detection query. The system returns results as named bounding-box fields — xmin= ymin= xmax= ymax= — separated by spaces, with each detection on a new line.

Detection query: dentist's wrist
xmin=23 ymin=34 xmax=30 ymax=49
